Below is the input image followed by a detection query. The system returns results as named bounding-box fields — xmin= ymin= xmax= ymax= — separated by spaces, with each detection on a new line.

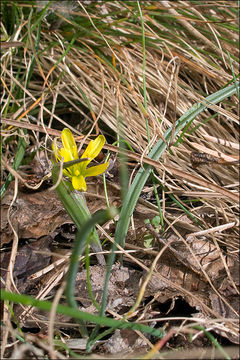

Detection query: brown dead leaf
xmin=0 ymin=236 xmax=52 ymax=293
xmin=74 ymin=264 xmax=142 ymax=314
xmin=1 ymin=188 xmax=71 ymax=245
xmin=18 ymin=264 xmax=143 ymax=332
xmin=103 ymin=329 xmax=147 ymax=355
xmin=135 ymin=220 xmax=239 ymax=344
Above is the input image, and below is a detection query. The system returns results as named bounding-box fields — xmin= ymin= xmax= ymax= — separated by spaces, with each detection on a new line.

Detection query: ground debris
xmin=1 ymin=188 xmax=70 ymax=245
xmin=103 ymin=329 xmax=147 ymax=355
xmin=1 ymin=236 xmax=52 ymax=293
xmin=74 ymin=264 xmax=142 ymax=313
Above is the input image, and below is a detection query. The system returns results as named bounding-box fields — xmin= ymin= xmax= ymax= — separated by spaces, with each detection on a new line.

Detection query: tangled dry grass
xmin=1 ymin=1 xmax=239 ymax=358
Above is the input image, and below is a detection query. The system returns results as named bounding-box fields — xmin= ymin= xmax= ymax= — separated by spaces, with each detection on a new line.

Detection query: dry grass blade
xmin=1 ymin=1 xmax=239 ymax=358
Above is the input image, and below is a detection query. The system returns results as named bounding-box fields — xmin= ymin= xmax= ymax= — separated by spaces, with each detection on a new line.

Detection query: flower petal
xmin=81 ymin=135 xmax=105 ymax=161
xmin=61 ymin=128 xmax=79 ymax=160
xmin=72 ymin=175 xmax=87 ymax=192
xmin=60 ymin=148 xmax=75 ymax=163
xmin=85 ymin=162 xmax=109 ymax=177
xmin=52 ymin=129 xmax=108 ymax=193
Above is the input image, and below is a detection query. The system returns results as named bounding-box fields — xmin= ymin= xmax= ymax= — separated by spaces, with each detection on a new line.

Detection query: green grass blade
xmin=65 ymin=209 xmax=117 ymax=325
xmin=99 ymin=83 xmax=238 ymax=319
xmin=117 ymin=83 xmax=238 ymax=246
xmin=192 ymin=325 xmax=231 ymax=360
xmin=0 ymin=132 xmax=27 ymax=198
xmin=174 ymin=82 xmax=239 ymax=146
xmin=0 ymin=290 xmax=165 ymax=339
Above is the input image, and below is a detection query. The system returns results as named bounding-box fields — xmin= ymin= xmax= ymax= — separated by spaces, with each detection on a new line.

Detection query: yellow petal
xmin=72 ymin=175 xmax=87 ymax=191
xmin=85 ymin=163 xmax=109 ymax=177
xmin=81 ymin=135 xmax=105 ymax=161
xmin=60 ymin=148 xmax=74 ymax=163
xmin=61 ymin=128 xmax=78 ymax=160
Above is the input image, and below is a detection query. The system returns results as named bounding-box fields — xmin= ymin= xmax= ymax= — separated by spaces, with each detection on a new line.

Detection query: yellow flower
xmin=52 ymin=128 xmax=109 ymax=191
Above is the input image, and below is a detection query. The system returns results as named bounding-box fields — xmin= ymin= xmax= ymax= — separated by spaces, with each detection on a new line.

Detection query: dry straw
xmin=1 ymin=1 xmax=239 ymax=357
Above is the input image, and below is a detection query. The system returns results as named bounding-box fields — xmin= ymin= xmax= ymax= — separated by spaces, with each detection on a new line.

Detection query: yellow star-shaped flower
xmin=52 ymin=128 xmax=109 ymax=191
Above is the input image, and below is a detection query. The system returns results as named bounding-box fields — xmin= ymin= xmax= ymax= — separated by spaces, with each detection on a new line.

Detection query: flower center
xmin=74 ymin=169 xmax=80 ymax=176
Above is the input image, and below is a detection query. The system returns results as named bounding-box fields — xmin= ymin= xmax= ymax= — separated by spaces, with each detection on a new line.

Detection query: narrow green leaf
xmin=0 ymin=290 xmax=164 ymax=339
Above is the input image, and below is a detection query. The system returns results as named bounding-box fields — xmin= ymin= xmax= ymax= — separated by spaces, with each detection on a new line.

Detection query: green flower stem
xmin=65 ymin=207 xmax=118 ymax=337
xmin=72 ymin=191 xmax=106 ymax=266
xmin=51 ymin=163 xmax=105 ymax=265
xmin=51 ymin=165 xmax=116 ymax=337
